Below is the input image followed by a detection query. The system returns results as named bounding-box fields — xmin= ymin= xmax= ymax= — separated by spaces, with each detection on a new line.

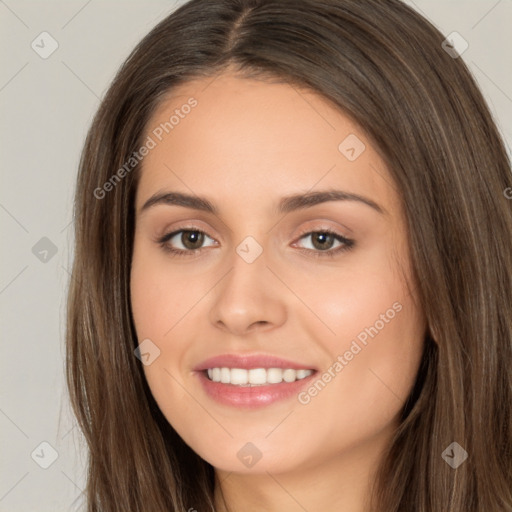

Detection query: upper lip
xmin=193 ymin=353 xmax=317 ymax=371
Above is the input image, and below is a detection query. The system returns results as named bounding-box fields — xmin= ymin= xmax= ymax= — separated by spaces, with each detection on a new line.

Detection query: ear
xmin=426 ymin=323 xmax=439 ymax=346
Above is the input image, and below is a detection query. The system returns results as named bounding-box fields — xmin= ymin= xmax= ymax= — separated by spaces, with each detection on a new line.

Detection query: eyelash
xmin=157 ymin=226 xmax=355 ymax=259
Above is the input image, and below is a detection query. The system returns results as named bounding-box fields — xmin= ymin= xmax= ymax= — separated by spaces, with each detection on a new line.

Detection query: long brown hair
xmin=66 ymin=0 xmax=512 ymax=510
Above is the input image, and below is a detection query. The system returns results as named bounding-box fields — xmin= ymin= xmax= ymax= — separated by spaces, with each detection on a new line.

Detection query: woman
xmin=66 ymin=0 xmax=512 ymax=510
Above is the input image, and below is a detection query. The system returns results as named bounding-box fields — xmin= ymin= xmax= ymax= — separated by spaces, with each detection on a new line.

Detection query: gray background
xmin=1 ymin=1 xmax=511 ymax=510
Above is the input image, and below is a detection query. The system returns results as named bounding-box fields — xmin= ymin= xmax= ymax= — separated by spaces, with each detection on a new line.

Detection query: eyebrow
xmin=139 ymin=189 xmax=386 ymax=216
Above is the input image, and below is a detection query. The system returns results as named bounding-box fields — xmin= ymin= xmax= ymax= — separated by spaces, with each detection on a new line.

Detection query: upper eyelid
xmin=157 ymin=213 xmax=354 ymax=240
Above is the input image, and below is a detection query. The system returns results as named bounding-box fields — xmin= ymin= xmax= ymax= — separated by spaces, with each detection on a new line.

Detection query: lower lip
xmin=195 ymin=370 xmax=317 ymax=408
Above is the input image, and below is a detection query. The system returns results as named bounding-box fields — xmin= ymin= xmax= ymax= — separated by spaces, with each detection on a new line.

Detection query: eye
xmin=157 ymin=227 xmax=355 ymax=258
xmin=157 ymin=228 xmax=217 ymax=256
xmin=293 ymin=229 xmax=355 ymax=258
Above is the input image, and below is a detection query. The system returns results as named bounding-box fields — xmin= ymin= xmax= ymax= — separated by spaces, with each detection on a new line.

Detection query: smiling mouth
xmin=204 ymin=367 xmax=315 ymax=386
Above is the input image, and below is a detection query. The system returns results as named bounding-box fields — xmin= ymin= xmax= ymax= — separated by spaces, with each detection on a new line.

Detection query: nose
xmin=208 ymin=246 xmax=287 ymax=336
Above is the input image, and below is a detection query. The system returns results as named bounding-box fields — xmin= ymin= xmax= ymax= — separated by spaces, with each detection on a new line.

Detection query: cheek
xmin=290 ymin=239 xmax=412 ymax=351
xmin=298 ymin=298 xmax=424 ymax=447
xmin=290 ymin=243 xmax=425 ymax=424
xmin=130 ymin=254 xmax=199 ymax=429
xmin=130 ymin=248 xmax=187 ymax=380
xmin=130 ymin=247 xmax=211 ymax=339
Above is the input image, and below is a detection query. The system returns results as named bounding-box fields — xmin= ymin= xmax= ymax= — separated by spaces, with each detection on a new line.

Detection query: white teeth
xmin=220 ymin=367 xmax=230 ymax=384
xmin=230 ymin=368 xmax=248 ymax=385
xmin=266 ymin=368 xmax=283 ymax=384
xmin=282 ymin=369 xmax=296 ymax=383
xmin=296 ymin=369 xmax=309 ymax=379
xmin=205 ymin=367 xmax=314 ymax=386
xmin=248 ymin=368 xmax=267 ymax=385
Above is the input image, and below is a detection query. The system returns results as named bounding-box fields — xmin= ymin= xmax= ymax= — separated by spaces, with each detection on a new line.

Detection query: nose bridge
xmin=221 ymin=236 xmax=271 ymax=305
xmin=222 ymin=230 xmax=270 ymax=286
xmin=208 ymin=235 xmax=286 ymax=334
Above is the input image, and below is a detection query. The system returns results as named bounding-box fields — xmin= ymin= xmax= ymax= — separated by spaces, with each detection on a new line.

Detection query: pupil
xmin=313 ymin=233 xmax=333 ymax=250
xmin=183 ymin=231 xmax=203 ymax=249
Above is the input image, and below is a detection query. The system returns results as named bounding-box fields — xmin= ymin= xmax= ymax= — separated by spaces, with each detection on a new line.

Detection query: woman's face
xmin=130 ymin=71 xmax=426 ymax=475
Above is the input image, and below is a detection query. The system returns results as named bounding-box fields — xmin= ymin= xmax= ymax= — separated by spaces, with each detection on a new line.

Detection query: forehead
xmin=135 ymin=72 xmax=396 ymax=215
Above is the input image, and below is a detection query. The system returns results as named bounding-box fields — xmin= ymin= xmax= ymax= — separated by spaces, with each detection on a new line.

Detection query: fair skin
xmin=130 ymin=71 xmax=426 ymax=512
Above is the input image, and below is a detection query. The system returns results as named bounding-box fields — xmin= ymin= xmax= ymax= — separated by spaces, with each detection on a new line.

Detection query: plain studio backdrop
xmin=0 ymin=1 xmax=511 ymax=510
